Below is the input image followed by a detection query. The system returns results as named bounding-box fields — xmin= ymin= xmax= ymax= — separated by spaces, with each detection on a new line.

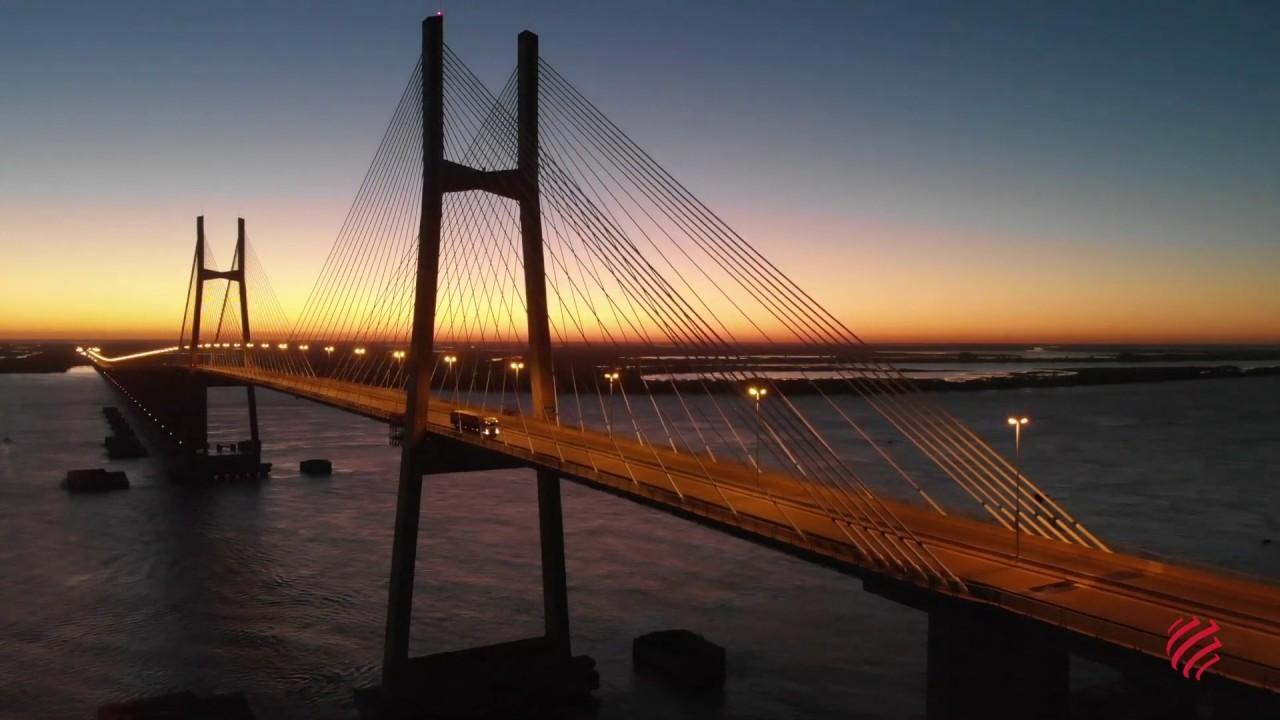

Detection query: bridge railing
xmin=979 ymin=578 xmax=1280 ymax=691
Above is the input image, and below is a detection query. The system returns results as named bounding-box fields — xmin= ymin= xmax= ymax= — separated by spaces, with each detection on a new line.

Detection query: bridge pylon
xmin=177 ymin=215 xmax=262 ymax=478
xmin=379 ymin=13 xmax=578 ymax=704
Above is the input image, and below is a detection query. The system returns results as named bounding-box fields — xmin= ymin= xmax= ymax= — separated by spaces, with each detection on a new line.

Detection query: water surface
xmin=1 ymin=368 xmax=1277 ymax=718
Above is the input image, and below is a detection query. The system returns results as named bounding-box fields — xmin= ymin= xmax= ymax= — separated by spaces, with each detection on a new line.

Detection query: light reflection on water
xmin=0 ymin=369 xmax=1277 ymax=719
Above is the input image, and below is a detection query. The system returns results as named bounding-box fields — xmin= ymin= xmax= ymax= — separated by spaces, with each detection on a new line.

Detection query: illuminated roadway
xmin=170 ymin=363 xmax=1280 ymax=693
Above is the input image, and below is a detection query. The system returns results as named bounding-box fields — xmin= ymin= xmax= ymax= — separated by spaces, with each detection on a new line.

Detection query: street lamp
xmin=443 ymin=354 xmax=458 ymax=403
xmin=324 ymin=345 xmax=335 ymax=356
xmin=510 ymin=360 xmax=525 ymax=412
xmin=298 ymin=344 xmax=310 ymax=351
xmin=748 ymin=385 xmax=768 ymax=480
xmin=390 ymin=350 xmax=406 ymax=386
xmin=603 ymin=370 xmax=620 ymax=431
xmin=354 ymin=347 xmax=367 ymax=356
xmin=1007 ymin=416 xmax=1030 ymax=559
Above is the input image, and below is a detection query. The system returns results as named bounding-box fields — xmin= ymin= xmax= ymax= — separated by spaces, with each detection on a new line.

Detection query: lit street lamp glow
xmin=748 ymin=385 xmax=768 ymax=478
xmin=510 ymin=360 xmax=525 ymax=410
xmin=443 ymin=354 xmax=458 ymax=401
xmin=603 ymin=371 xmax=620 ymax=430
xmin=1008 ymin=416 xmax=1030 ymax=559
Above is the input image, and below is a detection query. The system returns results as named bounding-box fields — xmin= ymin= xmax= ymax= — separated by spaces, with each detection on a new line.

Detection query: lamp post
xmin=510 ymin=360 xmax=525 ymax=412
xmin=323 ymin=345 xmax=335 ymax=377
xmin=748 ymin=385 xmax=768 ymax=480
xmin=392 ymin=350 xmax=406 ymax=386
xmin=443 ymin=354 xmax=457 ymax=404
xmin=603 ymin=370 xmax=619 ymax=431
xmin=1007 ymin=415 xmax=1030 ymax=559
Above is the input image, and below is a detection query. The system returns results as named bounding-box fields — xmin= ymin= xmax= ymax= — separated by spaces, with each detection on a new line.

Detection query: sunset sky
xmin=2 ymin=1 xmax=1277 ymax=343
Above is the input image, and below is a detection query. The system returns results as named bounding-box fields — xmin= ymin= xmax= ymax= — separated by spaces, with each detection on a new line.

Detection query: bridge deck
xmin=198 ymin=365 xmax=1280 ymax=691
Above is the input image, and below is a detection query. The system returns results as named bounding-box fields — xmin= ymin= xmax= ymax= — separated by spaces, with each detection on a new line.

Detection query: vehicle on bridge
xmin=450 ymin=410 xmax=501 ymax=438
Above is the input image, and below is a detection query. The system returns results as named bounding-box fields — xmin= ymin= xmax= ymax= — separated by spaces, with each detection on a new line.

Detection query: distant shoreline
xmin=713 ymin=364 xmax=1280 ymax=395
xmin=5 ymin=342 xmax=1279 ymax=395
xmin=4 ymin=353 xmax=1279 ymax=398
xmin=0 ymin=352 xmax=88 ymax=374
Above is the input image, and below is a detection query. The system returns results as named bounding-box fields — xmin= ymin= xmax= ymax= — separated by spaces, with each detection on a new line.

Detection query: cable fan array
xmin=189 ymin=45 xmax=1106 ymax=586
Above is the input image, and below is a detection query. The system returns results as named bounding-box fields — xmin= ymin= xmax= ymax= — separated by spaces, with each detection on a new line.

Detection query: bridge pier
xmin=364 ymin=461 xmax=592 ymax=719
xmin=537 ymin=469 xmax=571 ymax=657
xmin=926 ymin=602 xmax=1069 ymax=720
xmin=180 ymin=374 xmax=208 ymax=461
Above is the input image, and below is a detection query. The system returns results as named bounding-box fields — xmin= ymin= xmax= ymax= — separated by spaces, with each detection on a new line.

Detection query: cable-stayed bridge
xmin=85 ymin=16 xmax=1280 ymax=719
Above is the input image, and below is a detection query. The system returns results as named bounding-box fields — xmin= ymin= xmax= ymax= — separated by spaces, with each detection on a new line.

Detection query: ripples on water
xmin=0 ymin=368 xmax=1277 ymax=718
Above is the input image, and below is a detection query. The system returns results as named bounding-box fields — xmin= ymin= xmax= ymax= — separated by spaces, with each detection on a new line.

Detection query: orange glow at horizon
xmin=2 ymin=202 xmax=1278 ymax=346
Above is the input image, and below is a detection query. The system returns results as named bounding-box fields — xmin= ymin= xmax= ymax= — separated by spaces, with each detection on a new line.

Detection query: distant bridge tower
xmin=179 ymin=216 xmax=261 ymax=465
xmin=381 ymin=14 xmax=572 ymax=694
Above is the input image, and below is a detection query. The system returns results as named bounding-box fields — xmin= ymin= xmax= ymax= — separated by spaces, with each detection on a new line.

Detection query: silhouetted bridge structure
xmin=86 ymin=15 xmax=1279 ymax=719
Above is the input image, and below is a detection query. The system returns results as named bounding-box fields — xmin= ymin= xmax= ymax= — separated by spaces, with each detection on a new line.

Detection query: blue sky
xmin=2 ymin=1 xmax=1277 ymax=341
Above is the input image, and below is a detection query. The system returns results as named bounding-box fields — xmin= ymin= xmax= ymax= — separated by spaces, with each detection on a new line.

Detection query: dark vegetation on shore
xmin=870 ymin=345 xmax=1280 ymax=365
xmin=0 ymin=344 xmax=90 ymax=373
xmin=647 ymin=364 xmax=1280 ymax=396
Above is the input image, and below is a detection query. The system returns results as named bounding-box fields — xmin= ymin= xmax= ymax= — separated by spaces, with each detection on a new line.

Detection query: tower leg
xmin=382 ymin=457 xmax=425 ymax=694
xmin=381 ymin=11 xmax=444 ymax=695
xmin=538 ymin=469 xmax=571 ymax=656
xmin=245 ymin=386 xmax=260 ymax=446
xmin=235 ymin=218 xmax=260 ymax=451
xmin=181 ymin=378 xmax=208 ymax=476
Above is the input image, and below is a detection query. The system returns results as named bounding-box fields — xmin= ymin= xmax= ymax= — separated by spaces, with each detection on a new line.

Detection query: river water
xmin=1 ymin=368 xmax=1277 ymax=719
